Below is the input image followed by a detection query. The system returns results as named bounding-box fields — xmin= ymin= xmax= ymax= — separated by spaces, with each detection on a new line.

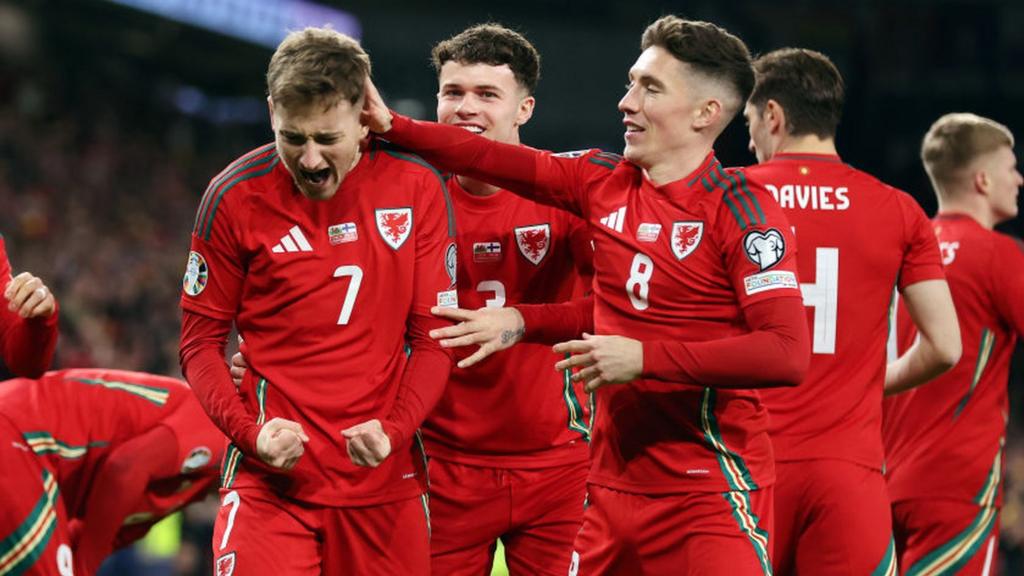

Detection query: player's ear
xmin=693 ymin=97 xmax=723 ymax=130
xmin=973 ymin=169 xmax=991 ymax=196
xmin=515 ymin=94 xmax=536 ymax=128
xmin=765 ymin=99 xmax=785 ymax=136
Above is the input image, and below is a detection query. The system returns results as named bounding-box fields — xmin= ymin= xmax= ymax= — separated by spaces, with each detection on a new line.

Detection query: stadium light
xmin=102 ymin=0 xmax=361 ymax=48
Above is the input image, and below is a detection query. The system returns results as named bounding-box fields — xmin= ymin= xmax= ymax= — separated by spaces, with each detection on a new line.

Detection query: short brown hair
xmin=641 ymin=16 xmax=754 ymax=115
xmin=922 ymin=113 xmax=1015 ymax=196
xmin=267 ymin=27 xmax=371 ymax=110
xmin=749 ymin=48 xmax=844 ymax=139
xmin=431 ymin=23 xmax=541 ymax=94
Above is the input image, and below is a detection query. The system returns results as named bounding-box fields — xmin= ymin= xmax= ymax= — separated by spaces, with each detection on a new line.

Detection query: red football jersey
xmin=113 ymin=396 xmax=225 ymax=545
xmin=749 ymin=153 xmax=944 ymax=469
xmin=0 ymin=234 xmax=58 ymax=377
xmin=180 ymin=141 xmax=456 ymax=505
xmin=385 ymin=115 xmax=806 ymax=495
xmin=422 ymin=176 xmax=593 ymax=468
xmin=0 ymin=369 xmax=196 ymax=517
xmin=884 ymin=214 xmax=1024 ymax=506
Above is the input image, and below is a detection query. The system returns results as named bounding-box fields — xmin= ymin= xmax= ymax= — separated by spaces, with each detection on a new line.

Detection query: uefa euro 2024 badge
xmin=183 ymin=251 xmax=209 ymax=296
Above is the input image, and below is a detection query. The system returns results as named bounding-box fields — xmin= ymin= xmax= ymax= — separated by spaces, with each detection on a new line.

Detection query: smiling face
xmin=270 ymin=97 xmax=368 ymax=201
xmin=617 ymin=46 xmax=704 ymax=174
xmin=436 ymin=60 xmax=534 ymax=146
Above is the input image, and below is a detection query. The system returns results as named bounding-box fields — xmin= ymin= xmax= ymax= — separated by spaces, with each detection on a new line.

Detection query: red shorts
xmin=892 ymin=499 xmax=999 ymax=576
xmin=570 ymin=484 xmax=774 ymax=576
xmin=0 ymin=416 xmax=73 ymax=576
xmin=211 ymin=484 xmax=430 ymax=575
xmin=428 ymin=458 xmax=587 ymax=576
xmin=773 ymin=459 xmax=896 ymax=576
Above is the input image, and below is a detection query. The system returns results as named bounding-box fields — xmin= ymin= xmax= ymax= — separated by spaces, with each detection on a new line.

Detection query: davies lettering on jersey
xmin=766 ymin=184 xmax=850 ymax=211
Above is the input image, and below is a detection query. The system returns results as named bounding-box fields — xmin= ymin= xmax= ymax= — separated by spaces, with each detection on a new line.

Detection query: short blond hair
xmin=267 ymin=27 xmax=371 ymax=110
xmin=921 ymin=113 xmax=1014 ymax=198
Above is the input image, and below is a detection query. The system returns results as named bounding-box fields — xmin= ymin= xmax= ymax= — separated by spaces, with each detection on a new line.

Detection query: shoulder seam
xmin=194 ymin=145 xmax=276 ymax=236
xmin=381 ymin=149 xmax=456 ymax=238
xmin=197 ymin=155 xmax=281 ymax=241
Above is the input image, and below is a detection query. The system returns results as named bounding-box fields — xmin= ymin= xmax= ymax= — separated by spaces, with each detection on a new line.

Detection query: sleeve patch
xmin=183 ymin=251 xmax=209 ymax=296
xmin=744 ymin=270 xmax=799 ymax=295
xmin=743 ymin=228 xmax=786 ymax=271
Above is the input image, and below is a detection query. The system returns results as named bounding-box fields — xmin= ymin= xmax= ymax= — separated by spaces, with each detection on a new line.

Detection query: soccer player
xmin=883 ymin=113 xmax=1024 ymax=575
xmin=1 ymin=234 xmax=58 ymax=377
xmin=231 ymin=24 xmax=594 ymax=574
xmin=178 ymin=28 xmax=455 ymax=574
xmin=740 ymin=48 xmax=961 ymax=575
xmin=365 ymin=16 xmax=811 ymax=574
xmin=0 ymin=369 xmax=223 ymax=576
xmin=422 ymin=25 xmax=594 ymax=575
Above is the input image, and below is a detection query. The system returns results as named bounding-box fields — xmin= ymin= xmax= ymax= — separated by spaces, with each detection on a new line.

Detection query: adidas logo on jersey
xmin=600 ymin=206 xmax=626 ymax=233
xmin=271 ymin=225 xmax=313 ymax=253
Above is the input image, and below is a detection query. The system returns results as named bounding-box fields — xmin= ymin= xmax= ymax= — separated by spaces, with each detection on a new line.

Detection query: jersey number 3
xmin=801 ymin=247 xmax=839 ymax=354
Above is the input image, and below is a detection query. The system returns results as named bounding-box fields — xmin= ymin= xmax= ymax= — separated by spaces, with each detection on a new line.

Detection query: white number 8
xmin=626 ymin=253 xmax=654 ymax=311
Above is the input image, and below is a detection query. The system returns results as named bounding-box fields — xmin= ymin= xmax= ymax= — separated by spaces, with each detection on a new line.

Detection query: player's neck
xmin=643 ymin=143 xmax=713 ymax=187
xmin=775 ymin=135 xmax=838 ymax=157
xmin=457 ymin=175 xmax=502 ymax=197
xmin=937 ymin=198 xmax=996 ymax=229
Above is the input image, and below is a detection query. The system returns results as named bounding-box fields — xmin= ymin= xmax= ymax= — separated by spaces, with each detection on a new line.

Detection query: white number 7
xmin=333 ymin=265 xmax=363 ymax=325
xmin=219 ymin=490 xmax=241 ymax=550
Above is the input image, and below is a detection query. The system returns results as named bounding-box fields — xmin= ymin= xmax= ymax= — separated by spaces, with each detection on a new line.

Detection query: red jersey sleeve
xmin=896 ymin=192 xmax=945 ymax=289
xmin=179 ymin=177 xmax=260 ymax=455
xmin=516 ymin=295 xmax=595 ymax=344
xmin=642 ymin=297 xmax=809 ymax=388
xmin=386 ymin=113 xmax=613 ymax=220
xmin=382 ymin=170 xmax=456 ymax=449
xmin=717 ymin=170 xmax=803 ymax=308
xmin=73 ymin=425 xmax=179 ymax=576
xmin=0 ymin=237 xmax=58 ymax=377
xmin=991 ymin=235 xmax=1024 ymax=336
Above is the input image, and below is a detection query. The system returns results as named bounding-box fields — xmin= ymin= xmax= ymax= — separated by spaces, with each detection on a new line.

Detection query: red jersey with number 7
xmin=180 ymin=141 xmax=456 ymax=506
xmin=749 ymin=153 xmax=944 ymax=470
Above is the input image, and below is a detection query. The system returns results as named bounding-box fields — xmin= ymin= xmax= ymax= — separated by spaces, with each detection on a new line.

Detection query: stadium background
xmin=0 ymin=0 xmax=1021 ymax=573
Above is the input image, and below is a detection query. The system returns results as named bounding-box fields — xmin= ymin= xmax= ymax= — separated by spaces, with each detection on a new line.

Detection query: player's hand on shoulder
xmin=554 ymin=333 xmax=643 ymax=392
xmin=429 ymin=306 xmax=525 ymax=369
xmin=256 ymin=418 xmax=309 ymax=471
xmin=4 ymin=271 xmax=56 ymax=319
xmin=341 ymin=419 xmax=392 ymax=467
xmin=361 ymin=77 xmax=392 ymax=134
